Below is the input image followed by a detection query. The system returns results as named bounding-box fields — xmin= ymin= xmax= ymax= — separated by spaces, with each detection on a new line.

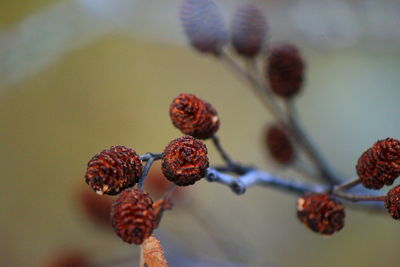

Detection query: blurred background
xmin=1 ymin=0 xmax=400 ymax=266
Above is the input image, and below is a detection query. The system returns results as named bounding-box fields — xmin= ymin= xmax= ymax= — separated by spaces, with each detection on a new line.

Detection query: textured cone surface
xmin=356 ymin=138 xmax=400 ymax=189
xmin=231 ymin=4 xmax=267 ymax=58
xmin=170 ymin=93 xmax=219 ymax=139
xmin=111 ymin=188 xmax=156 ymax=245
xmin=180 ymin=0 xmax=227 ymax=54
xmin=297 ymin=193 xmax=345 ymax=235
xmin=265 ymin=125 xmax=294 ymax=164
xmin=385 ymin=185 xmax=400 ymax=219
xmin=85 ymin=146 xmax=142 ymax=195
xmin=267 ymin=44 xmax=304 ymax=98
xmin=162 ymin=136 xmax=209 ymax=186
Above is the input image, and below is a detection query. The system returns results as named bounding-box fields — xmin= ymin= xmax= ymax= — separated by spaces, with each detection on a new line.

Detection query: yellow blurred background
xmin=1 ymin=1 xmax=400 ymax=266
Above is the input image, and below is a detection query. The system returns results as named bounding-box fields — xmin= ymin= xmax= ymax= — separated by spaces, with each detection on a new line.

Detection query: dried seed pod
xmin=180 ymin=0 xmax=227 ymax=55
xmin=385 ymin=185 xmax=400 ymax=219
xmin=231 ymin=4 xmax=267 ymax=58
xmin=267 ymin=44 xmax=304 ymax=98
xmin=169 ymin=93 xmax=219 ymax=139
xmin=85 ymin=146 xmax=142 ymax=195
xmin=162 ymin=136 xmax=209 ymax=186
xmin=356 ymin=138 xmax=400 ymax=189
xmin=297 ymin=193 xmax=345 ymax=235
xmin=265 ymin=125 xmax=294 ymax=164
xmin=111 ymin=188 xmax=156 ymax=245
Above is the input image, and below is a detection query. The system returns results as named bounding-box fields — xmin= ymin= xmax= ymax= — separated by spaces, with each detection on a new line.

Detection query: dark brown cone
xmin=169 ymin=93 xmax=219 ymax=139
xmin=356 ymin=138 xmax=400 ymax=189
xmin=267 ymin=44 xmax=304 ymax=98
xmin=265 ymin=125 xmax=294 ymax=164
xmin=297 ymin=193 xmax=345 ymax=235
xmin=85 ymin=146 xmax=142 ymax=195
xmin=180 ymin=0 xmax=227 ymax=55
xmin=231 ymin=4 xmax=267 ymax=58
xmin=385 ymin=185 xmax=400 ymax=219
xmin=162 ymin=136 xmax=209 ymax=186
xmin=111 ymin=188 xmax=156 ymax=245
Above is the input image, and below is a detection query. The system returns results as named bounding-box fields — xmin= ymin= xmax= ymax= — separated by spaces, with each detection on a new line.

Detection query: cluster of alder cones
xmin=82 ymin=0 xmax=400 ymax=251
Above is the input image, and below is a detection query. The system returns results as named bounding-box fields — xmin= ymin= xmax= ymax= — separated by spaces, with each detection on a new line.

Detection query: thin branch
xmin=205 ymin=167 xmax=325 ymax=195
xmin=219 ymin=51 xmax=340 ymax=184
xmin=211 ymin=135 xmax=249 ymax=174
xmin=219 ymin=51 xmax=286 ymax=122
xmin=334 ymin=177 xmax=361 ymax=192
xmin=332 ymin=191 xmax=386 ymax=203
xmin=140 ymin=153 xmax=163 ymax=161
xmin=284 ymin=100 xmax=341 ymax=184
xmin=138 ymin=153 xmax=162 ymax=190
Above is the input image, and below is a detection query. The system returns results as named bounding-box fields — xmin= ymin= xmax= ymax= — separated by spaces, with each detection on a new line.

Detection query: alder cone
xmin=385 ymin=185 xmax=400 ymax=220
xmin=85 ymin=146 xmax=142 ymax=195
xmin=111 ymin=188 xmax=156 ymax=245
xmin=162 ymin=136 xmax=209 ymax=186
xmin=170 ymin=93 xmax=219 ymax=139
xmin=231 ymin=4 xmax=267 ymax=58
xmin=265 ymin=125 xmax=294 ymax=164
xmin=267 ymin=44 xmax=304 ymax=98
xmin=356 ymin=138 xmax=400 ymax=189
xmin=180 ymin=0 xmax=227 ymax=54
xmin=297 ymin=193 xmax=345 ymax=235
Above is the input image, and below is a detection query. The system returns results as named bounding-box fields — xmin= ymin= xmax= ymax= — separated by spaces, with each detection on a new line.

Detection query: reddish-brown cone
xmin=356 ymin=138 xmax=400 ymax=189
xmin=231 ymin=4 xmax=267 ymax=58
xmin=162 ymin=136 xmax=209 ymax=186
xmin=385 ymin=185 xmax=400 ymax=219
xmin=180 ymin=0 xmax=227 ymax=54
xmin=267 ymin=44 xmax=304 ymax=98
xmin=297 ymin=193 xmax=345 ymax=235
xmin=78 ymin=187 xmax=113 ymax=227
xmin=111 ymin=188 xmax=156 ymax=245
xmin=169 ymin=93 xmax=219 ymax=139
xmin=85 ymin=146 xmax=142 ymax=195
xmin=265 ymin=125 xmax=294 ymax=164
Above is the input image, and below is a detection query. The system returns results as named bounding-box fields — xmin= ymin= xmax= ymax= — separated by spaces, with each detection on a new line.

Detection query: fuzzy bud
xmin=297 ymin=193 xmax=345 ymax=235
xmin=265 ymin=125 xmax=294 ymax=164
xmin=85 ymin=146 xmax=142 ymax=195
xmin=111 ymin=188 xmax=156 ymax=245
xmin=267 ymin=44 xmax=304 ymax=98
xmin=169 ymin=93 xmax=219 ymax=139
xmin=385 ymin=185 xmax=400 ymax=220
xmin=231 ymin=4 xmax=267 ymax=58
xmin=356 ymin=138 xmax=400 ymax=189
xmin=180 ymin=0 xmax=227 ymax=54
xmin=162 ymin=136 xmax=209 ymax=186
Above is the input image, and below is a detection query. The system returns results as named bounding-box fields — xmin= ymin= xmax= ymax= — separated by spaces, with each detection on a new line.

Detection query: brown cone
xmin=111 ymin=188 xmax=156 ymax=245
xmin=85 ymin=146 xmax=142 ymax=195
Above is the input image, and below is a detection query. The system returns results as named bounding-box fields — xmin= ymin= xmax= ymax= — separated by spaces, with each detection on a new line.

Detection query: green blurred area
xmin=1 ymin=2 xmax=400 ymax=267
xmin=0 ymin=0 xmax=57 ymax=28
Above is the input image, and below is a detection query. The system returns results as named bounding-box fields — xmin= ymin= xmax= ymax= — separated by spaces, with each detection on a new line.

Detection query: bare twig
xmin=334 ymin=177 xmax=361 ymax=192
xmin=139 ymin=153 xmax=163 ymax=190
xmin=219 ymin=51 xmax=340 ymax=184
xmin=205 ymin=167 xmax=325 ymax=195
xmin=211 ymin=135 xmax=249 ymax=174
xmin=284 ymin=100 xmax=341 ymax=184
